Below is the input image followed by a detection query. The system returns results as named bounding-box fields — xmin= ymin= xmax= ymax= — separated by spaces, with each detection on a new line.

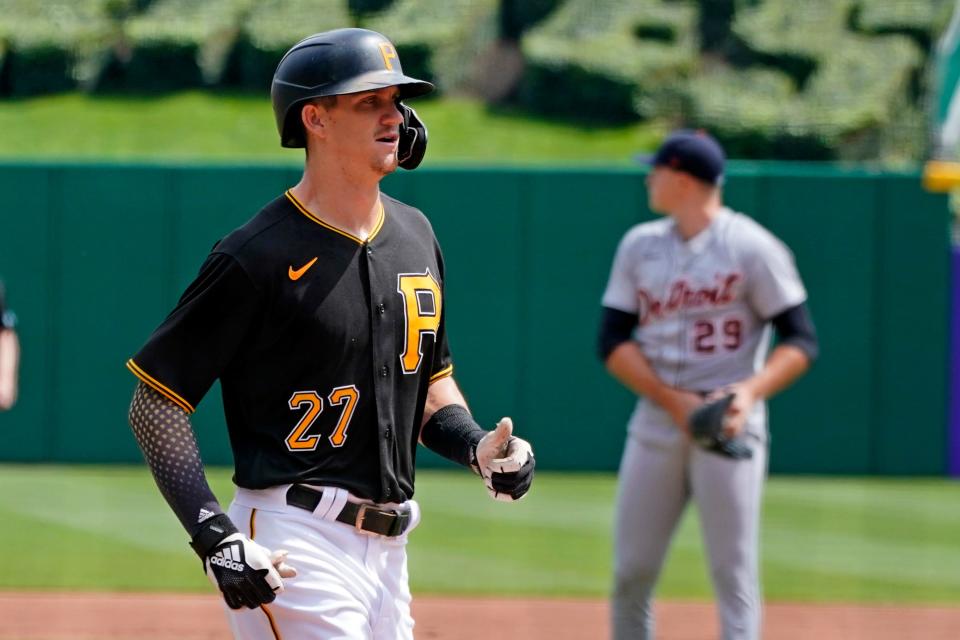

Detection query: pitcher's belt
xmin=285 ymin=484 xmax=410 ymax=537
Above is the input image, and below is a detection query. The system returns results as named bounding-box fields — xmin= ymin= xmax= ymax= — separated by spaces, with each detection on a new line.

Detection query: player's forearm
xmin=128 ymin=382 xmax=225 ymax=537
xmin=421 ymin=375 xmax=468 ymax=425
xmin=419 ymin=376 xmax=486 ymax=468
xmin=605 ymin=341 xmax=677 ymax=408
xmin=743 ymin=344 xmax=810 ymax=400
xmin=0 ymin=329 xmax=19 ymax=409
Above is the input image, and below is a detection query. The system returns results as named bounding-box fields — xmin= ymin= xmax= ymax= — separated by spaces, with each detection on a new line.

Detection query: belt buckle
xmin=353 ymin=503 xmax=408 ymax=537
xmin=354 ymin=503 xmax=374 ymax=535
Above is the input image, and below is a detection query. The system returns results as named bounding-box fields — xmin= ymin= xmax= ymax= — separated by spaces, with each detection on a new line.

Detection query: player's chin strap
xmin=397 ymin=102 xmax=427 ymax=170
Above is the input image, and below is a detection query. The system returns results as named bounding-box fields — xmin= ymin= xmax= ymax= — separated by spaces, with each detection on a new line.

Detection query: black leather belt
xmin=285 ymin=484 xmax=410 ymax=537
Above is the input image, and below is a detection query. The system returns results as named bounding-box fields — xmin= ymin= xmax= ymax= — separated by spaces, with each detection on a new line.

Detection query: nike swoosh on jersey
xmin=288 ymin=257 xmax=318 ymax=281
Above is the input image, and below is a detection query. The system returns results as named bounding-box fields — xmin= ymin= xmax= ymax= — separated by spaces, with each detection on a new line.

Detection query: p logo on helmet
xmin=378 ymin=43 xmax=398 ymax=71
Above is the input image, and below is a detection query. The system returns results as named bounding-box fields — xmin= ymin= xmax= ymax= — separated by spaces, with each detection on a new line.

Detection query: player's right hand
xmin=662 ymin=388 xmax=704 ymax=434
xmin=204 ymin=533 xmax=297 ymax=609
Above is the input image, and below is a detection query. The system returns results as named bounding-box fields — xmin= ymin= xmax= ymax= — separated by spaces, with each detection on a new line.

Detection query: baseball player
xmin=598 ymin=130 xmax=818 ymax=640
xmin=126 ymin=28 xmax=534 ymax=640
xmin=0 ymin=280 xmax=19 ymax=411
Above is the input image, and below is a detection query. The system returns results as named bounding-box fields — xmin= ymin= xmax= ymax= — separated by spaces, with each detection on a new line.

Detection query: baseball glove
xmin=688 ymin=393 xmax=753 ymax=460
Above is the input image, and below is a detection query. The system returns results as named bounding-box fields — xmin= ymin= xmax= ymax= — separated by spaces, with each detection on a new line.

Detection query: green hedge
xmin=519 ymin=0 xmax=697 ymax=122
xmin=113 ymin=0 xmax=250 ymax=91
xmin=0 ymin=0 xmax=116 ymax=95
xmin=0 ymin=0 xmax=950 ymax=162
xmin=696 ymin=0 xmax=736 ymax=52
xmin=348 ymin=0 xmax=394 ymax=18
xmin=853 ymin=0 xmax=953 ymax=33
xmin=230 ymin=0 xmax=355 ymax=91
xmin=734 ymin=0 xmax=855 ymax=57
xmin=731 ymin=0 xmax=854 ymax=87
xmin=849 ymin=0 xmax=954 ymax=54
xmin=682 ymin=33 xmax=922 ymax=160
xmin=680 ymin=68 xmax=813 ymax=158
xmin=498 ymin=0 xmax=562 ymax=39
xmin=365 ymin=0 xmax=501 ymax=92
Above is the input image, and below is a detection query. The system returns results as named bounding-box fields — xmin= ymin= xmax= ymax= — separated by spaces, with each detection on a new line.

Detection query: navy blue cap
xmin=639 ymin=129 xmax=725 ymax=185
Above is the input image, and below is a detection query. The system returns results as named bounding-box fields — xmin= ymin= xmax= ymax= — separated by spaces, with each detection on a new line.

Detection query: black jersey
xmin=128 ymin=191 xmax=453 ymax=503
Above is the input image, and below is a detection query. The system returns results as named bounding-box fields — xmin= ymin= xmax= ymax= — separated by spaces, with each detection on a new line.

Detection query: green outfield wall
xmin=0 ymin=163 xmax=949 ymax=475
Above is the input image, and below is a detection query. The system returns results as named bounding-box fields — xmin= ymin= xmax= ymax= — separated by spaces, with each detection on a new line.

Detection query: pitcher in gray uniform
xmin=597 ymin=130 xmax=818 ymax=640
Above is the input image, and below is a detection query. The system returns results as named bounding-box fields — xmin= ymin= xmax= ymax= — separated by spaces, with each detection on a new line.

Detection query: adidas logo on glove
xmin=209 ymin=543 xmax=246 ymax=572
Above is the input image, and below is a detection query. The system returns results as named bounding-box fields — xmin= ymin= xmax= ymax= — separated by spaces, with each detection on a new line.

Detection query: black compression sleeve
xmin=770 ymin=302 xmax=819 ymax=362
xmin=420 ymin=404 xmax=486 ymax=469
xmin=128 ymin=382 xmax=226 ymax=539
xmin=598 ymin=306 xmax=638 ymax=362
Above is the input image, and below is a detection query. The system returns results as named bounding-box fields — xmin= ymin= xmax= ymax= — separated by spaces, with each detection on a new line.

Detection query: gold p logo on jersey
xmin=379 ymin=43 xmax=398 ymax=70
xmin=397 ymin=271 xmax=442 ymax=374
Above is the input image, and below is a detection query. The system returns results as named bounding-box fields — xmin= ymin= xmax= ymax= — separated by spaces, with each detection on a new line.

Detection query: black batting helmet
xmin=271 ymin=28 xmax=434 ymax=148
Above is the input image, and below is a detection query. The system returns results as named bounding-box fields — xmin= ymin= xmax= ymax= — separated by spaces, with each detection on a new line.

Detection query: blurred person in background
xmin=598 ymin=130 xmax=817 ymax=640
xmin=0 ymin=280 xmax=19 ymax=411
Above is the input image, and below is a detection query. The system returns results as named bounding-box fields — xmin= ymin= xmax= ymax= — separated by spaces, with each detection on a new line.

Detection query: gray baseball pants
xmin=611 ymin=408 xmax=768 ymax=640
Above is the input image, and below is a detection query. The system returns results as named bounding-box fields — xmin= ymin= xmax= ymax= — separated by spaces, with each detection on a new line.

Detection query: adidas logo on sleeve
xmin=209 ymin=543 xmax=246 ymax=572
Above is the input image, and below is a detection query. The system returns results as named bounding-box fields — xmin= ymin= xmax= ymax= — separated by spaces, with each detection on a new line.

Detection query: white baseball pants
xmin=222 ymin=485 xmax=421 ymax=640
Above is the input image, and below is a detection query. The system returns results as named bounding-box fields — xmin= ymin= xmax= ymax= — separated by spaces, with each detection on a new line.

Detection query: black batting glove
xmin=473 ymin=418 xmax=536 ymax=502
xmin=190 ymin=515 xmax=296 ymax=609
xmin=488 ymin=452 xmax=536 ymax=500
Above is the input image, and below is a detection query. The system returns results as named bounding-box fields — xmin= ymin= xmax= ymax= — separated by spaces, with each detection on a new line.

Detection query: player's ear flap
xmin=397 ymin=102 xmax=428 ymax=170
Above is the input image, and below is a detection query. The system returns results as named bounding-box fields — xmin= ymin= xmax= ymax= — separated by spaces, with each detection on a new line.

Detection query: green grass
xmin=0 ymin=465 xmax=957 ymax=602
xmin=0 ymin=92 xmax=663 ymax=165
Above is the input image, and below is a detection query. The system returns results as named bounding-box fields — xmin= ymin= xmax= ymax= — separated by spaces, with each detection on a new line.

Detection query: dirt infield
xmin=1 ymin=592 xmax=958 ymax=639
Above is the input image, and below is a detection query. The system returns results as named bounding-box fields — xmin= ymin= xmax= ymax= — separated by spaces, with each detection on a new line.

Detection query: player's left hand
xmin=707 ymin=383 xmax=758 ymax=439
xmin=474 ymin=417 xmax=535 ymax=502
